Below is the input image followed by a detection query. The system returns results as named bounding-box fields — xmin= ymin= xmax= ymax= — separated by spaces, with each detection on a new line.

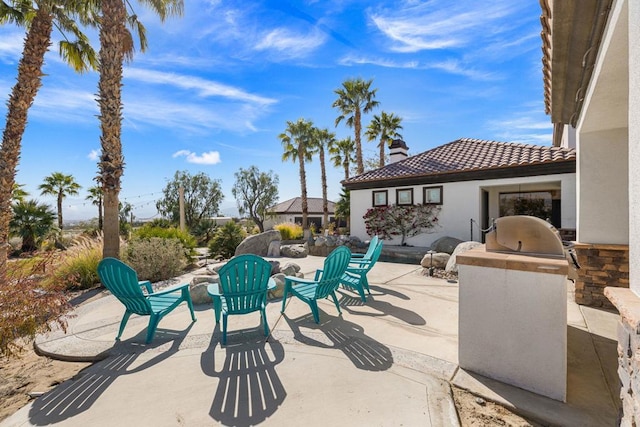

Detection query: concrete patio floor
xmin=1 ymin=255 xmax=620 ymax=426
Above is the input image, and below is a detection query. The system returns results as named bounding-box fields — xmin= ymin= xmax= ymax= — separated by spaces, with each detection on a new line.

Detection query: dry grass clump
xmin=274 ymin=222 xmax=303 ymax=240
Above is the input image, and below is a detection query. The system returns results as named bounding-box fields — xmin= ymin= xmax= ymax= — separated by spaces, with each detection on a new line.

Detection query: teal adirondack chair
xmin=97 ymin=258 xmax=196 ymax=344
xmin=207 ymin=254 xmax=275 ymax=345
xmin=281 ymin=246 xmax=351 ymax=323
xmin=340 ymin=239 xmax=384 ymax=302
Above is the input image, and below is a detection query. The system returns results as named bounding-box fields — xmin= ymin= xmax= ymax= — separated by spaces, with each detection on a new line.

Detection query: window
xmin=423 ymin=186 xmax=443 ymax=205
xmin=396 ymin=188 xmax=413 ymax=206
xmin=372 ymin=190 xmax=388 ymax=207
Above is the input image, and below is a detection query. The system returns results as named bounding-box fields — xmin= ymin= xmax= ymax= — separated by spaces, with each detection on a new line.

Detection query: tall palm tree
xmin=329 ymin=137 xmax=356 ymax=181
xmin=332 ymin=78 xmax=379 ymax=175
xmin=0 ymin=0 xmax=97 ymax=284
xmin=310 ymin=127 xmax=336 ymax=229
xmin=279 ymin=118 xmax=314 ymax=232
xmin=86 ymin=185 xmax=104 ymax=230
xmin=366 ymin=111 xmax=403 ymax=168
xmin=97 ymin=0 xmax=183 ymax=259
xmin=10 ymin=199 xmax=56 ymax=252
xmin=39 ymin=172 xmax=81 ymax=229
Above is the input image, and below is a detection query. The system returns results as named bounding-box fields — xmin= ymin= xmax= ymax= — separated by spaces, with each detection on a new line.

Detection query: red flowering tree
xmin=363 ymin=204 xmax=440 ymax=245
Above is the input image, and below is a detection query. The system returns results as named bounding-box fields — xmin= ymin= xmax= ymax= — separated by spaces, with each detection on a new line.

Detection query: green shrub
xmin=122 ymin=237 xmax=187 ymax=282
xmin=46 ymin=235 xmax=102 ymax=290
xmin=133 ymin=224 xmax=197 ymax=249
xmin=209 ymin=221 xmax=247 ymax=260
xmin=274 ymin=222 xmax=303 ymax=240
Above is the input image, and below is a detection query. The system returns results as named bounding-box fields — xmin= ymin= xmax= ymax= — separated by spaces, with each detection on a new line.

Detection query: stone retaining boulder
xmin=446 ymin=241 xmax=484 ymax=273
xmin=430 ymin=236 xmax=465 ymax=254
xmin=190 ymin=275 xmax=218 ymax=304
xmin=420 ymin=252 xmax=450 ymax=269
xmin=281 ymin=243 xmax=308 ymax=258
xmin=235 ymin=230 xmax=282 ymax=256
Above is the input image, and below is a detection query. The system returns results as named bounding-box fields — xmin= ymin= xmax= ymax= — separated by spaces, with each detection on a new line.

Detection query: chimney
xmin=389 ymin=139 xmax=409 ymax=163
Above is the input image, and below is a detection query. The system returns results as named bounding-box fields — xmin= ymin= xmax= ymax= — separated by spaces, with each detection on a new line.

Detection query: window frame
xmin=372 ymin=190 xmax=388 ymax=207
xmin=423 ymin=186 xmax=443 ymax=205
xmin=396 ymin=188 xmax=414 ymax=206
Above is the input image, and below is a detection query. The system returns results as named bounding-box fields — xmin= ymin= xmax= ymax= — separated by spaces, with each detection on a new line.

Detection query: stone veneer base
xmin=574 ymin=243 xmax=629 ymax=308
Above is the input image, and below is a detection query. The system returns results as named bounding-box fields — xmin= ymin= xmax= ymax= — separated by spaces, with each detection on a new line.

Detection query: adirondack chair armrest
xmin=346 ymin=265 xmax=367 ymax=275
xmin=313 ymin=269 xmax=324 ymax=281
xmin=350 ymin=253 xmax=366 ymax=258
xmin=349 ymin=260 xmax=372 ymax=268
xmin=139 ymin=281 xmax=153 ymax=294
xmin=285 ymin=276 xmax=315 ymax=286
xmin=149 ymin=282 xmax=189 ymax=297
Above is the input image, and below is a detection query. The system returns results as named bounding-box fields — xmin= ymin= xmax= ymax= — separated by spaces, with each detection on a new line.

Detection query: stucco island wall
xmin=348 ymin=173 xmax=576 ymax=247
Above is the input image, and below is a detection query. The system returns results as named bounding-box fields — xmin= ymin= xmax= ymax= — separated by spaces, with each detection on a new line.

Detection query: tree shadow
xmin=200 ymin=328 xmax=286 ymax=426
xmin=27 ymin=324 xmax=193 ymax=425
xmin=282 ymin=312 xmax=393 ymax=371
xmin=336 ymin=289 xmax=426 ymax=326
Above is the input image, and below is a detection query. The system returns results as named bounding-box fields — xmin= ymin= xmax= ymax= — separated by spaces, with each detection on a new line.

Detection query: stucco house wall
xmin=349 ymin=173 xmax=576 ymax=247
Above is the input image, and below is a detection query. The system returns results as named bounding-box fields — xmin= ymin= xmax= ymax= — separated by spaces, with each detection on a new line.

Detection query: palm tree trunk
xmin=320 ymin=147 xmax=328 ymax=229
xmin=343 ymin=162 xmax=349 ymax=181
xmin=355 ymin=108 xmax=363 ymax=175
xmin=0 ymin=7 xmax=53 ymax=284
xmin=98 ymin=198 xmax=103 ymax=230
xmin=298 ymin=150 xmax=308 ymax=231
xmin=98 ymin=0 xmax=126 ymax=259
xmin=57 ymin=193 xmax=63 ymax=229
xmin=379 ymin=137 xmax=385 ymax=168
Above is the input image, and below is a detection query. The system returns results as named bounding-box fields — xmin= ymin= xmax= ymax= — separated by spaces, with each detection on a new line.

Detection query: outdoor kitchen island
xmin=457 ymin=219 xmax=570 ymax=402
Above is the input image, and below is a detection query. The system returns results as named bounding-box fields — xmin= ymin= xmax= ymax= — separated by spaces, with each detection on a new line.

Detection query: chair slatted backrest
xmin=359 ymin=236 xmax=379 ymax=260
xmin=97 ymin=258 xmax=152 ymax=315
xmin=218 ymin=254 xmax=273 ymax=315
xmin=366 ymin=240 xmax=384 ymax=270
xmin=315 ymin=246 xmax=351 ymax=299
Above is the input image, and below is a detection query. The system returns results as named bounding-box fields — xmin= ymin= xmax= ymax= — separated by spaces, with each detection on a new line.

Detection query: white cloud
xmin=255 ymin=27 xmax=326 ymax=59
xmin=0 ymin=30 xmax=24 ymax=63
xmin=173 ymin=150 xmax=222 ymax=165
xmin=339 ymin=55 xmax=419 ymax=69
xmin=88 ymin=149 xmax=100 ymax=161
xmin=369 ymin=1 xmax=519 ymax=53
xmin=124 ymin=68 xmax=277 ymax=106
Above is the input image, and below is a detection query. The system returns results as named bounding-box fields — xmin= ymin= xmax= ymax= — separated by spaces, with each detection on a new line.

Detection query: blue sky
xmin=0 ymin=0 xmax=550 ymax=221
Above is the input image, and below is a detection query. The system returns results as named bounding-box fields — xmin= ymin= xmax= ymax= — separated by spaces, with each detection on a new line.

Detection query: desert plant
xmin=208 ymin=221 xmax=247 ymax=260
xmin=1 ymin=253 xmax=69 ymax=357
xmin=133 ymin=224 xmax=197 ymax=249
xmin=274 ymin=222 xmax=303 ymax=240
xmin=122 ymin=237 xmax=187 ymax=282
xmin=10 ymin=199 xmax=57 ymax=252
xmin=45 ymin=235 xmax=103 ymax=290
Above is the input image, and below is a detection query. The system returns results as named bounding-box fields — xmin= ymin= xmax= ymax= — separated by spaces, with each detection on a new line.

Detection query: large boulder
xmin=446 ymin=241 xmax=484 ymax=273
xmin=235 ymin=230 xmax=282 ymax=256
xmin=420 ymin=252 xmax=450 ymax=269
xmin=281 ymin=243 xmax=308 ymax=258
xmin=267 ymin=240 xmax=281 ymax=257
xmin=430 ymin=236 xmax=465 ymax=254
xmin=190 ymin=275 xmax=219 ymax=305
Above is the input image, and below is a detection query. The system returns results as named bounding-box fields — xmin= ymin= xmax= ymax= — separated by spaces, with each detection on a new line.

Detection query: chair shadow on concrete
xmin=200 ymin=330 xmax=286 ymax=426
xmin=336 ymin=289 xmax=427 ymax=326
xmin=27 ymin=325 xmax=193 ymax=425
xmin=282 ymin=312 xmax=393 ymax=371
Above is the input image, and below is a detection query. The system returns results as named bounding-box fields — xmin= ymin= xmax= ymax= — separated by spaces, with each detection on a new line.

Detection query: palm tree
xmin=97 ymin=0 xmax=183 ymax=259
xmin=366 ymin=112 xmax=403 ymax=168
xmin=332 ymin=78 xmax=379 ymax=175
xmin=11 ymin=183 xmax=29 ymax=203
xmin=329 ymin=137 xmax=356 ymax=181
xmin=38 ymin=172 xmax=81 ymax=229
xmin=86 ymin=185 xmax=104 ymax=230
xmin=310 ymin=127 xmax=336 ymax=229
xmin=335 ymin=189 xmax=350 ymax=230
xmin=0 ymin=0 xmax=97 ymax=284
xmin=10 ymin=199 xmax=56 ymax=252
xmin=279 ymin=118 xmax=314 ymax=233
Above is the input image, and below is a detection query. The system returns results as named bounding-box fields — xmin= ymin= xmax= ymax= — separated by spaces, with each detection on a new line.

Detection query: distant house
xmin=343 ymin=138 xmax=576 ymax=247
xmin=264 ymin=197 xmax=336 ymax=230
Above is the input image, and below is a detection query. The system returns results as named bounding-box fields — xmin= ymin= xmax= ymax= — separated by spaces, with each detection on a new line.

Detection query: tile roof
xmin=269 ymin=197 xmax=335 ymax=214
xmin=344 ymin=138 xmax=576 ymax=185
